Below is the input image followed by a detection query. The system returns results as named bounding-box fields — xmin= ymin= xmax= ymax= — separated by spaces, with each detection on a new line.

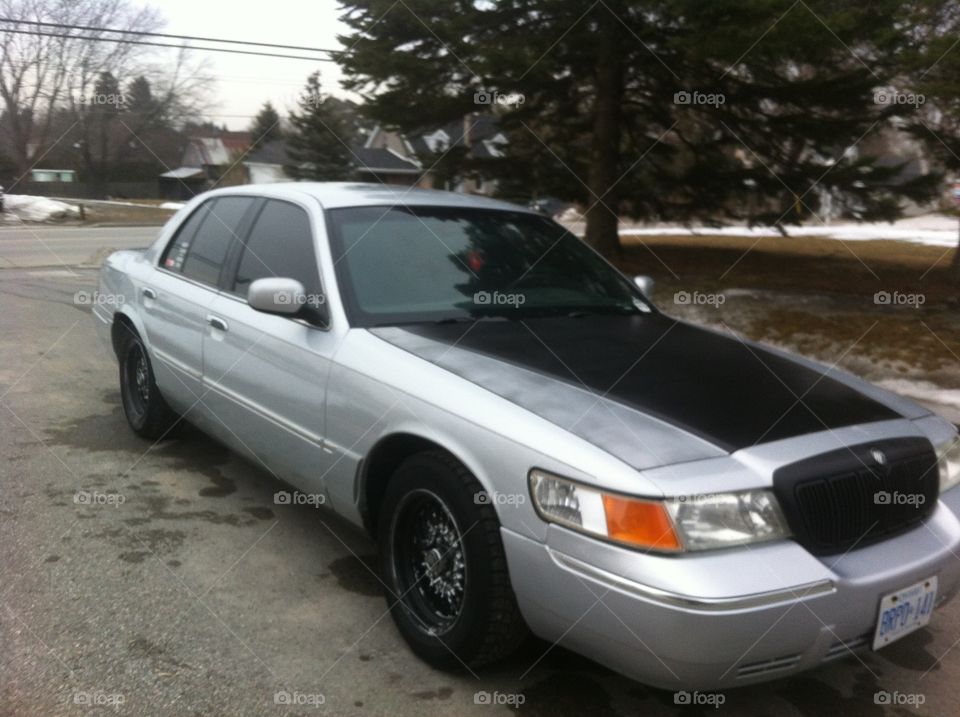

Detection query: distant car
xmin=94 ymin=182 xmax=960 ymax=690
xmin=528 ymin=195 xmax=571 ymax=218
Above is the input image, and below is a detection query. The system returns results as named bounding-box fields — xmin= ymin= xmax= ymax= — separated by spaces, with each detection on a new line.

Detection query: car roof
xmin=200 ymin=182 xmax=534 ymax=213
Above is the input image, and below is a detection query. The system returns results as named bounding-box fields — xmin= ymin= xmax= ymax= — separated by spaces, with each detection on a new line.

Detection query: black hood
xmin=373 ymin=314 xmax=901 ymax=452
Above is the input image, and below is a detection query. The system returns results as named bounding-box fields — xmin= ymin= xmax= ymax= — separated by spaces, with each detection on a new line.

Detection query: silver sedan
xmin=94 ymin=182 xmax=960 ymax=690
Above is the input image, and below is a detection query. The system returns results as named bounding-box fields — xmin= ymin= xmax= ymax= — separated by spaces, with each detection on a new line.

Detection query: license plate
xmin=872 ymin=576 xmax=938 ymax=650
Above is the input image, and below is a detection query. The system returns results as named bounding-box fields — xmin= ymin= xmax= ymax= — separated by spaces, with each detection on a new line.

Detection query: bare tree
xmin=0 ymin=0 xmax=211 ymax=189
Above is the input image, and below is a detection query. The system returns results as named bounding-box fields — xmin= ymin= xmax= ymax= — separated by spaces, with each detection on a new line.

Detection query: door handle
xmin=142 ymin=287 xmax=157 ymax=300
xmin=206 ymin=315 xmax=229 ymax=332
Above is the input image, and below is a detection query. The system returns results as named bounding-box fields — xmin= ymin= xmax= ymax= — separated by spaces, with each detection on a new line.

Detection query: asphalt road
xmin=2 ymin=233 xmax=960 ymax=716
xmin=0 ymin=225 xmax=159 ymax=268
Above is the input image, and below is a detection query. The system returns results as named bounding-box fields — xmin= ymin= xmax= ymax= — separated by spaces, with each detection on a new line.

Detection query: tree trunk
xmin=583 ymin=36 xmax=623 ymax=259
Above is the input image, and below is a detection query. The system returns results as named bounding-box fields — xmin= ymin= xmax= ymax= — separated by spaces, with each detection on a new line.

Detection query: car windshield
xmin=326 ymin=205 xmax=651 ymax=326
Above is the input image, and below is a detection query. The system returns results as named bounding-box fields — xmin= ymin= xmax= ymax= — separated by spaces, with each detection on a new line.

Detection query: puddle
xmin=326 ymin=554 xmax=382 ymax=597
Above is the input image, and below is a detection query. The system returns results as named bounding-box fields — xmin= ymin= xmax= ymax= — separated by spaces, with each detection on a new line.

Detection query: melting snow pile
xmin=617 ymin=213 xmax=960 ymax=248
xmin=3 ymin=195 xmax=80 ymax=222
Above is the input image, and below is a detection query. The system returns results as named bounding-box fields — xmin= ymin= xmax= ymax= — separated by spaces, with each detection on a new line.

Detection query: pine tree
xmin=339 ymin=0 xmax=948 ymax=257
xmin=126 ymin=77 xmax=154 ymax=116
xmin=250 ymin=101 xmax=282 ymax=147
xmin=285 ymin=73 xmax=354 ymax=180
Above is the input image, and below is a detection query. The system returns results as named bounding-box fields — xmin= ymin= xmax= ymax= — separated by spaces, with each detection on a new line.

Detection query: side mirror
xmin=248 ymin=277 xmax=329 ymax=327
xmin=633 ymin=275 xmax=655 ymax=298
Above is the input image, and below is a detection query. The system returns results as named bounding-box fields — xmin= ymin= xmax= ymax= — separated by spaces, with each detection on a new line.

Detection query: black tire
xmin=117 ymin=328 xmax=180 ymax=440
xmin=378 ymin=450 xmax=528 ymax=670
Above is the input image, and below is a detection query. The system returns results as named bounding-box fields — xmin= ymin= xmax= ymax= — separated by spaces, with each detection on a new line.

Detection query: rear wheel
xmin=378 ymin=450 xmax=527 ymax=669
xmin=118 ymin=330 xmax=179 ymax=439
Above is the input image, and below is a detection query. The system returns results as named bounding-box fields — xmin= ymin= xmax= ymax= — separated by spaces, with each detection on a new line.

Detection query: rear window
xmin=181 ymin=197 xmax=254 ymax=287
xmin=160 ymin=197 xmax=256 ymax=288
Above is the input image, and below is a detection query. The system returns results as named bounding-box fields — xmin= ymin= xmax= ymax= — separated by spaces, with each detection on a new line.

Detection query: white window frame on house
xmin=423 ymin=129 xmax=450 ymax=153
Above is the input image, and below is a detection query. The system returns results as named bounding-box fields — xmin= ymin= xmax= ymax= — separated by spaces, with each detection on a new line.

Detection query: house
xmin=243 ymin=140 xmax=288 ymax=184
xmin=238 ymin=140 xmax=424 ymax=186
xmin=233 ymin=113 xmax=508 ymax=192
xmin=364 ymin=113 xmax=507 ymax=195
xmin=159 ymin=131 xmax=252 ymax=200
xmin=350 ymin=147 xmax=422 ymax=185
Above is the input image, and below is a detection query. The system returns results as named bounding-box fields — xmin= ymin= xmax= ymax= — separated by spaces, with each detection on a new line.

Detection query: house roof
xmin=406 ymin=114 xmax=503 ymax=159
xmin=351 ymin=147 xmax=421 ymax=173
xmin=241 ymin=142 xmax=422 ymax=175
xmin=244 ymin=139 xmax=287 ymax=166
xmin=187 ymin=132 xmax=252 ymax=165
xmin=220 ymin=131 xmax=252 ymax=154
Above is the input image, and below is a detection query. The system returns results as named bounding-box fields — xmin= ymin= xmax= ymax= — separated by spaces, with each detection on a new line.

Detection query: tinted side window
xmin=232 ymin=200 xmax=319 ymax=297
xmin=160 ymin=202 xmax=212 ymax=272
xmin=181 ymin=197 xmax=254 ymax=287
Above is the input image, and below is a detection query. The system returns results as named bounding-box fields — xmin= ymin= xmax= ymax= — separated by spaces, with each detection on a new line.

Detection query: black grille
xmin=774 ymin=438 xmax=939 ymax=555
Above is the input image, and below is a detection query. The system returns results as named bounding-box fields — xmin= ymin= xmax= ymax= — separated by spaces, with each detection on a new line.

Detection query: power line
xmin=0 ymin=17 xmax=343 ymax=56
xmin=0 ymin=27 xmax=337 ymax=62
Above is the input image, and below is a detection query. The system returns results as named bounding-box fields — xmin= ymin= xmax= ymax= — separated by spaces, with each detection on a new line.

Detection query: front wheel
xmin=378 ymin=450 xmax=528 ymax=669
xmin=118 ymin=330 xmax=180 ymax=439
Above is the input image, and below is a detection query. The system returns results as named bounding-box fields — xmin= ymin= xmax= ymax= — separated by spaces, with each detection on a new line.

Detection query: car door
xmin=200 ymin=198 xmax=338 ymax=495
xmin=139 ymin=195 xmax=258 ymax=414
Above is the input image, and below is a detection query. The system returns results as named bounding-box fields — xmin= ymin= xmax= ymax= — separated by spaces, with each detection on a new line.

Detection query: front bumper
xmin=503 ymin=486 xmax=960 ymax=690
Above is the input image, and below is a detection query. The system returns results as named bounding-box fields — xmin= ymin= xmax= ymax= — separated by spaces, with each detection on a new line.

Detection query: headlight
xmin=664 ymin=491 xmax=789 ymax=550
xmin=529 ymin=469 xmax=790 ymax=553
xmin=938 ymin=437 xmax=960 ymax=493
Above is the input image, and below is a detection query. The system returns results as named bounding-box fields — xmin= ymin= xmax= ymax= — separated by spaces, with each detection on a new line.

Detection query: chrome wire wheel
xmin=390 ymin=489 xmax=467 ymax=634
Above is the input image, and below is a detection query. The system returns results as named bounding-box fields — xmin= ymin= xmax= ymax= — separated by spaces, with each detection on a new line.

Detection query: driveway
xmin=1 ymin=261 xmax=959 ymax=716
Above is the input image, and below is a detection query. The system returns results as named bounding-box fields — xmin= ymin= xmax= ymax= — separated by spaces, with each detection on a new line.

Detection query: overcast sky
xmin=155 ymin=0 xmax=353 ymax=130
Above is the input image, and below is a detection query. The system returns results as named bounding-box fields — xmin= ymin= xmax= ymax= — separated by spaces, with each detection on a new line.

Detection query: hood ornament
xmin=871 ymin=448 xmax=887 ymax=466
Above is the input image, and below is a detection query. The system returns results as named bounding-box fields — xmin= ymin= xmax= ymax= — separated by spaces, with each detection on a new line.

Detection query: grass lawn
xmin=617 ymin=233 xmax=958 ymax=305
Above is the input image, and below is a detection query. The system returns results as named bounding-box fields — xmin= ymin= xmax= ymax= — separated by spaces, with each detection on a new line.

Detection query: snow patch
xmin=3 ymin=195 xmax=80 ymax=222
xmin=618 ymin=213 xmax=960 ymax=248
xmin=874 ymin=378 xmax=960 ymax=410
xmin=159 ymin=202 xmax=185 ymax=210
xmin=875 ymin=378 xmax=960 ymax=425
